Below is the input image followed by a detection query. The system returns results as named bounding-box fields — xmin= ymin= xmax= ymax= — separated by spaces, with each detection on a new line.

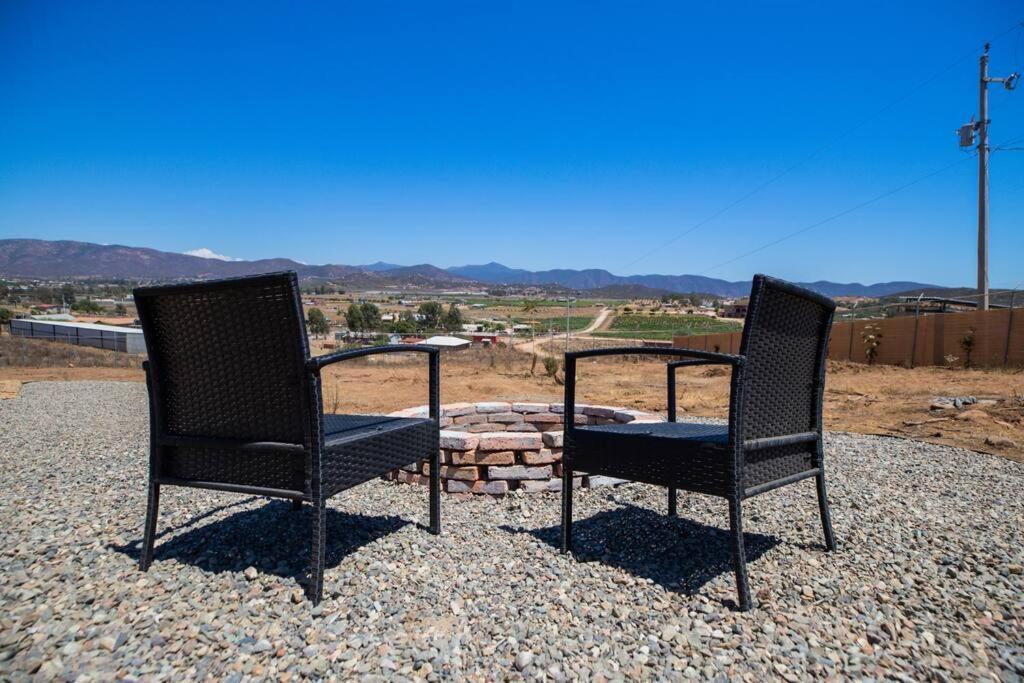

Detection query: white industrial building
xmin=11 ymin=319 xmax=147 ymax=354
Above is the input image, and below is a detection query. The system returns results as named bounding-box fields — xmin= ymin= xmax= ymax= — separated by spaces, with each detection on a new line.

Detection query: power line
xmin=620 ymin=18 xmax=1024 ymax=272
xmin=697 ymin=130 xmax=1021 ymax=275
xmin=697 ymin=155 xmax=975 ymax=276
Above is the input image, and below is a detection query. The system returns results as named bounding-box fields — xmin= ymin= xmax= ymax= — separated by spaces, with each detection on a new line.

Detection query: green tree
xmin=307 ymin=308 xmax=330 ymax=338
xmin=418 ymin=301 xmax=444 ymax=330
xmin=443 ymin=303 xmax=463 ymax=332
xmin=0 ymin=307 xmax=12 ymax=326
xmin=114 ymin=303 xmax=128 ymax=317
xmin=360 ymin=303 xmax=381 ymax=331
xmin=345 ymin=303 xmax=365 ymax=331
xmin=71 ymin=299 xmax=103 ymax=314
xmin=389 ymin=318 xmax=417 ymax=334
xmin=60 ymin=283 xmax=76 ymax=305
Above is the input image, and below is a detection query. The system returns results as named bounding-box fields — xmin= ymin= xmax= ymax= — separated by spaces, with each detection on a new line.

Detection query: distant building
xmin=722 ymin=299 xmax=749 ymax=319
xmin=419 ymin=335 xmax=470 ymax=350
xmin=11 ymin=319 xmax=146 ymax=353
xmin=468 ymin=331 xmax=501 ymax=346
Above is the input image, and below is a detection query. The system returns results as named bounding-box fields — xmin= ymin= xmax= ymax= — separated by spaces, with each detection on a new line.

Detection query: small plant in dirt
xmin=959 ymin=328 xmax=976 ymax=368
xmin=861 ymin=323 xmax=882 ymax=365
xmin=943 ymin=353 xmax=959 ymax=367
xmin=542 ymin=356 xmax=563 ymax=385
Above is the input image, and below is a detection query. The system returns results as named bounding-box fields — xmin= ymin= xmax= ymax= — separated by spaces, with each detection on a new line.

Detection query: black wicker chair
xmin=133 ymin=272 xmax=440 ymax=604
xmin=560 ymin=274 xmax=837 ymax=610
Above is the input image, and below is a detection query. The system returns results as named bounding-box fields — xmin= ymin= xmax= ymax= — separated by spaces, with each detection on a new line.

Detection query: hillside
xmin=0 ymin=238 xmax=951 ymax=297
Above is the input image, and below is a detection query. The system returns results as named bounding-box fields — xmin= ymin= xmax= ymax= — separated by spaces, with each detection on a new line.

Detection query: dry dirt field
xmin=2 ymin=335 xmax=1022 ymax=461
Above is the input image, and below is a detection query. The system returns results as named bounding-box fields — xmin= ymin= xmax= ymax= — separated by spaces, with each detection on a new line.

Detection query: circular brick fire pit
xmin=386 ymin=401 xmax=663 ymax=494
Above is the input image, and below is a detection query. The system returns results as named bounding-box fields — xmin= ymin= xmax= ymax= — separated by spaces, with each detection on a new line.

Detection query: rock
xmin=521 ymin=448 xmax=559 ymax=465
xmin=468 ymin=422 xmax=504 ymax=432
xmin=512 ymin=402 xmax=549 ymax=413
xmin=453 ymin=413 xmax=488 ymax=425
xmin=451 ymin=450 xmax=515 ymax=466
xmin=506 ymin=423 xmax=539 ymax=432
xmin=476 ymin=432 xmax=543 ymax=451
xmin=487 ymin=412 xmax=524 ymax=424
xmin=585 ymin=475 xmax=628 ymax=488
xmin=523 ymin=412 xmax=561 ymax=423
xmin=473 ymin=480 xmax=509 ymax=495
xmin=486 ymin=465 xmax=552 ymax=480
xmin=243 ymin=566 xmax=258 ymax=581
xmin=439 ymin=431 xmax=480 ymax=451
xmin=583 ymin=406 xmax=618 ymax=418
xmin=984 ymin=435 xmax=1017 ymax=449
xmin=476 ymin=402 xmax=512 ymax=414
xmin=542 ymin=431 xmax=564 ymax=448
xmin=439 ymin=465 xmax=480 ymax=481
xmin=515 ymin=652 xmax=534 ymax=670
xmin=442 ymin=402 xmax=476 ymax=417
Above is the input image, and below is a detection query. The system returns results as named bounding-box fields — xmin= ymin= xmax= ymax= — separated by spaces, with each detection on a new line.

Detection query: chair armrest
xmin=667 ymin=357 xmax=740 ymax=422
xmin=563 ymin=347 xmax=744 ymax=430
xmin=306 ymin=344 xmax=438 ymax=371
xmin=566 ymin=346 xmax=742 ymax=365
xmin=306 ymin=344 xmax=441 ymax=420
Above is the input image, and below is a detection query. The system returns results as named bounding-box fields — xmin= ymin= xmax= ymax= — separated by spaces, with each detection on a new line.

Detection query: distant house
xmin=468 ymin=331 xmax=501 ymax=346
xmin=419 ymin=335 xmax=470 ymax=350
xmin=722 ymin=299 xmax=749 ymax=319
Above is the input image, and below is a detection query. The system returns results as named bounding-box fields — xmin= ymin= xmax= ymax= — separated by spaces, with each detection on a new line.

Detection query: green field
xmin=593 ymin=314 xmax=741 ymax=340
xmin=454 ymin=297 xmax=626 ymax=308
xmin=514 ymin=316 xmax=594 ymax=333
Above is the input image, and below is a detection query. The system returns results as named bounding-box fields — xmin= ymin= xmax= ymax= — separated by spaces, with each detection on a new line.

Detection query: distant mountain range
xmin=0 ymin=239 xmax=946 ymax=298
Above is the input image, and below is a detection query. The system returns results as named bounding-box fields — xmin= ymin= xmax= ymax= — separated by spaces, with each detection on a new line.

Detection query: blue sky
xmin=1 ymin=1 xmax=1022 ymax=286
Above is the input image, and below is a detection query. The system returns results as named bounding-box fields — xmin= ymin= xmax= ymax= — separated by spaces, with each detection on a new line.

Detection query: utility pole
xmin=565 ymin=295 xmax=572 ymax=352
xmin=978 ymin=46 xmax=989 ymax=311
xmin=961 ymin=43 xmax=1019 ymax=310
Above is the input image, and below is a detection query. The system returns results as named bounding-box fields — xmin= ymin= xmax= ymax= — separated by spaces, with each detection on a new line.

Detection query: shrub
xmin=861 ymin=323 xmax=882 ymax=365
xmin=542 ymin=356 xmax=562 ymax=385
xmin=959 ymin=328 xmax=976 ymax=368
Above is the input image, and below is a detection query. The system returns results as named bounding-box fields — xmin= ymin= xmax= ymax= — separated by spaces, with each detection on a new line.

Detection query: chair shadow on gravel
xmin=111 ymin=499 xmax=408 ymax=581
xmin=502 ymin=503 xmax=779 ymax=601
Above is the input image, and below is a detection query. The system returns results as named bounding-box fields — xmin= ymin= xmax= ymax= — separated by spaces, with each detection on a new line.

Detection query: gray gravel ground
xmin=1 ymin=381 xmax=1022 ymax=681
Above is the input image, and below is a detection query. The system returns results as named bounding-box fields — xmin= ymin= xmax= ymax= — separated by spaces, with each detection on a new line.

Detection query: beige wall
xmin=673 ymin=308 xmax=1022 ymax=368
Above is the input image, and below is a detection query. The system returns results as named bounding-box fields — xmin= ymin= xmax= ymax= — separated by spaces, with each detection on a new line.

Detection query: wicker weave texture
xmin=136 ymin=274 xmax=310 ymax=443
xmin=737 ymin=279 xmax=832 ymax=442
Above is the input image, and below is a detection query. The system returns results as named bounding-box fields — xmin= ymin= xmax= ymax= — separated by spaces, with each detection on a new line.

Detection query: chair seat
xmin=323 ymin=414 xmax=433 ymax=447
xmin=570 ymin=421 xmax=732 ymax=495
xmin=321 ymin=414 xmax=437 ymax=496
xmin=575 ymin=421 xmax=729 ymax=446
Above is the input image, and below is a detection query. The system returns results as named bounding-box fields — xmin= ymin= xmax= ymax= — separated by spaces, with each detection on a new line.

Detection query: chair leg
xmin=560 ymin=464 xmax=573 ymax=554
xmin=429 ymin=451 xmax=441 ymax=535
xmin=307 ymin=499 xmax=326 ymax=605
xmin=728 ymin=497 xmax=752 ymax=611
xmin=139 ymin=482 xmax=160 ymax=571
xmin=668 ymin=487 xmax=677 ymax=516
xmin=816 ymin=472 xmax=837 ymax=551
xmin=291 ymin=499 xmax=303 ymax=511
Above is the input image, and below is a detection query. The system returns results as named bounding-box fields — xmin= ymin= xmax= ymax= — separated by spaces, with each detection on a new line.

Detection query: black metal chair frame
xmin=560 ymin=275 xmax=837 ymax=610
xmin=134 ymin=272 xmax=440 ymax=605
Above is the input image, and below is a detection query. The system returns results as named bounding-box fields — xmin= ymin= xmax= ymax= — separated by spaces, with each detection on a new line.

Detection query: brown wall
xmin=673 ymin=308 xmax=1023 ymax=368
